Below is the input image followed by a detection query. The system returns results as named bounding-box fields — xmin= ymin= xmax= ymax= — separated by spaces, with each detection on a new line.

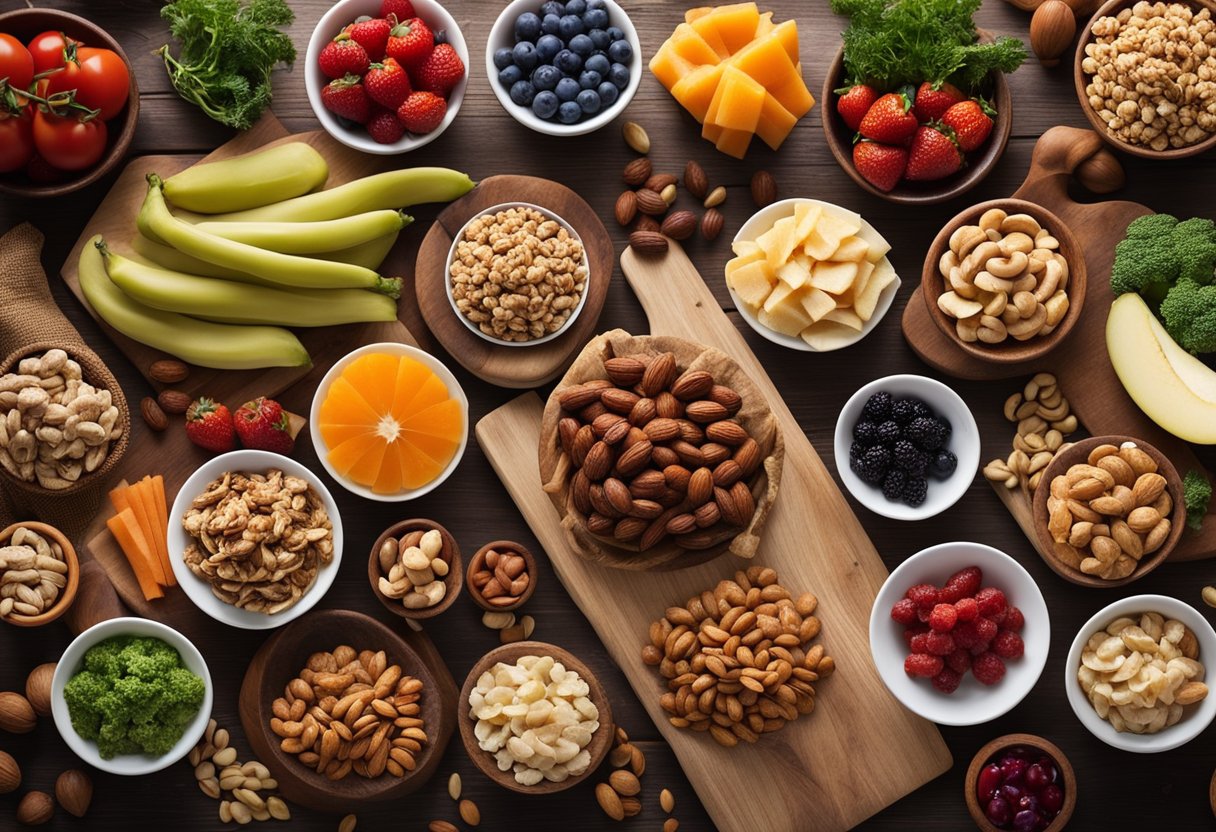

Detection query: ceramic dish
xmin=368 ymin=518 xmax=464 ymax=622
xmin=870 ymin=542 xmax=1050 ymax=726
xmin=0 ymin=521 xmax=79 ymax=627
xmin=167 ymin=449 xmax=344 ymax=630
xmin=51 ymin=617 xmax=212 ymax=775
xmin=964 ymin=733 xmax=1077 ymax=832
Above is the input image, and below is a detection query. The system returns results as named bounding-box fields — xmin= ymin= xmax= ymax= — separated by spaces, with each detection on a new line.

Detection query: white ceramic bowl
xmin=833 ymin=374 xmax=980 ymax=521
xmin=168 ymin=450 xmax=344 ymax=630
xmin=730 ymin=198 xmax=902 ymax=352
xmin=51 ymin=617 xmax=213 ymax=775
xmin=309 ymin=342 xmax=469 ymax=501
xmin=485 ymin=0 xmax=641 ymax=136
xmin=445 ymin=201 xmax=589 ymax=347
xmin=305 ymin=0 xmax=468 ymax=154
xmin=1065 ymin=594 xmax=1216 ymax=753
xmin=870 ymin=542 xmax=1050 ymax=726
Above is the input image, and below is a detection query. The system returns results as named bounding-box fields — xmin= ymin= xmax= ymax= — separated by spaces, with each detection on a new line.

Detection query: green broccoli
xmin=1184 ymin=469 xmax=1212 ymax=531
xmin=1110 ymin=214 xmax=1179 ymax=302
xmin=1172 ymin=218 xmax=1216 ymax=284
xmin=1160 ymin=278 xmax=1216 ymax=354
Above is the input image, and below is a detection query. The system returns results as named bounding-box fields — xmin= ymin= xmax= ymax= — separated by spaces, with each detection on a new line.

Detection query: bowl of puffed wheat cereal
xmin=446 ymin=202 xmax=590 ymax=346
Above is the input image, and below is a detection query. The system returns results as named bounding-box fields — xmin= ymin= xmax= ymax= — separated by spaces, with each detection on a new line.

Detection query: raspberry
xmin=975 ymin=586 xmax=1007 ymax=617
xmin=925 ymin=631 xmax=955 ymax=656
xmin=890 ymin=598 xmax=919 ymax=626
xmin=946 ymin=648 xmax=972 ymax=674
xmin=902 ymin=624 xmax=928 ymax=647
xmin=993 ymin=629 xmax=1024 ymax=659
xmin=917 ymin=606 xmax=932 ymax=623
xmin=945 ymin=566 xmax=982 ymax=598
xmin=953 ymin=597 xmax=979 ymax=622
xmin=970 ymin=641 xmax=993 ymax=656
xmin=909 ymin=633 xmax=931 ymax=653
xmin=1004 ymin=605 xmax=1025 ymax=632
xmin=905 ymin=583 xmax=939 ymax=611
xmin=988 ymin=606 xmax=1008 ymax=627
xmin=972 ymin=651 xmax=1007 ymax=685
xmin=974 ymin=617 xmax=998 ymax=643
xmin=928 ymin=603 xmax=957 ymax=632
xmin=904 ymin=653 xmax=943 ymax=678
xmin=932 ymin=668 xmax=962 ymax=694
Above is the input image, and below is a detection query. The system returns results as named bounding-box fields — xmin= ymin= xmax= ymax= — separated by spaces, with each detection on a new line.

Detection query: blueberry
xmin=433 ymin=29 xmax=448 ymax=44
xmin=607 ymin=25 xmax=625 ymax=41
xmin=583 ymin=8 xmax=609 ymax=29
xmin=555 ymin=76 xmax=581 ymax=101
xmin=584 ymin=53 xmax=610 ymax=75
xmin=536 ymin=33 xmax=563 ymax=61
xmin=532 ymin=90 xmax=560 ymax=119
xmin=608 ymin=62 xmax=629 ymax=89
xmin=497 ymin=65 xmax=523 ymax=88
xmin=558 ymin=100 xmax=583 ymax=123
xmin=514 ymin=12 xmax=542 ymax=42
xmin=597 ymin=80 xmax=618 ymax=106
xmin=607 ymin=39 xmax=633 ymax=63
xmin=569 ymin=33 xmax=594 ymax=56
xmin=493 ymin=47 xmax=515 ymax=70
xmin=540 ymin=13 xmax=561 ymax=35
xmin=587 ymin=0 xmax=607 ymax=8
xmin=509 ymin=79 xmax=536 ymax=107
xmin=565 ymin=0 xmax=587 ymax=13
xmin=578 ymin=69 xmax=601 ymax=89
xmin=531 ymin=64 xmax=561 ymax=91
xmin=588 ymin=28 xmax=611 ymax=50
xmin=540 ymin=0 xmax=564 ymax=15
xmin=554 ymin=48 xmax=583 ymax=74
xmin=577 ymin=88 xmax=601 ymax=114
xmin=512 ymin=41 xmax=540 ymax=71
xmin=558 ymin=14 xmax=584 ymax=38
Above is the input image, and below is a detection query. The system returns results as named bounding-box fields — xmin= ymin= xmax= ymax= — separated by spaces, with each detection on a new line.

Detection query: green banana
xmin=163 ymin=142 xmax=329 ymax=214
xmin=99 ymin=243 xmax=398 ymax=327
xmin=77 ymin=236 xmax=310 ymax=370
xmin=137 ymin=174 xmax=402 ymax=298
xmin=131 ymin=230 xmax=400 ymax=276
xmin=195 ymin=210 xmax=411 ymax=255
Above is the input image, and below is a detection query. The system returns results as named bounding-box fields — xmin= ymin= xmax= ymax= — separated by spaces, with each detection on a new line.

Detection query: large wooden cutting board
xmin=902 ymin=126 xmax=1216 ymax=562
xmin=476 ymin=242 xmax=951 ymax=832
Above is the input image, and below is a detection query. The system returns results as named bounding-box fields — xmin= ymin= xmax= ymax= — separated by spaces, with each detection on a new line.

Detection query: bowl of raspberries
xmin=834 ymin=374 xmax=979 ymax=520
xmin=306 ymin=0 xmax=468 ymax=153
xmin=870 ymin=542 xmax=1050 ymax=726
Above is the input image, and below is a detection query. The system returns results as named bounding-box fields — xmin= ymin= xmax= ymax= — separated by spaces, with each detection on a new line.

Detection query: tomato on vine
xmin=31 ymin=108 xmax=106 ymax=171
xmin=43 ymin=45 xmax=130 ymax=121
xmin=0 ymin=33 xmax=34 ymax=92
xmin=0 ymin=106 xmax=34 ymax=173
xmin=26 ymin=30 xmax=75 ymax=75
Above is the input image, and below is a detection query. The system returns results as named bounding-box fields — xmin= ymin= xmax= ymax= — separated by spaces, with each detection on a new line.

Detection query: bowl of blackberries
xmin=834 ymin=374 xmax=980 ymax=520
xmin=486 ymin=0 xmax=641 ymax=135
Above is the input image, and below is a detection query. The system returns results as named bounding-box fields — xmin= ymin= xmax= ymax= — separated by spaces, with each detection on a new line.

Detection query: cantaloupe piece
xmin=769 ymin=19 xmax=800 ymax=64
xmin=107 ymin=508 xmax=163 ymax=601
xmin=685 ymin=6 xmax=714 ymax=22
xmin=831 ymin=236 xmax=870 ymax=263
xmin=756 ymin=92 xmax=798 ymax=150
xmin=855 ymin=258 xmax=897 ymax=321
xmin=730 ymin=31 xmax=796 ymax=90
xmin=714 ymin=126 xmax=753 ymax=159
xmin=702 ymin=120 xmax=724 ymax=144
xmin=799 ymin=288 xmax=838 ymax=323
xmin=727 ymin=260 xmax=776 ymax=307
xmin=712 ymin=66 xmax=766 ymax=132
xmin=689 ymin=13 xmax=732 ymax=60
xmin=671 ymin=64 xmax=725 ymax=123
xmin=755 ymin=10 xmax=774 ymax=37
xmin=810 ymin=261 xmax=859 ymax=295
xmin=703 ymin=70 xmax=727 ymax=129
xmin=767 ymin=71 xmax=815 ymax=120
xmin=700 ymin=3 xmax=761 ymax=54
xmin=669 ymin=24 xmax=723 ymax=67
xmin=650 ymin=43 xmax=698 ymax=91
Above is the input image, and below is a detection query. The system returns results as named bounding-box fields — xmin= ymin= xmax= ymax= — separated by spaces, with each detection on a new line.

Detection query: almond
xmin=641 ymin=353 xmax=678 ymax=396
xmin=614 ymin=517 xmax=648 ymax=541
xmin=751 ymin=170 xmax=777 ymax=207
xmin=635 ymin=189 xmax=668 ymax=216
xmin=603 ymin=419 xmax=631 ymax=446
xmin=645 ymin=173 xmax=678 ymax=193
xmin=664 ymin=464 xmax=692 ymax=492
xmin=688 ymin=467 xmax=714 ymax=506
xmin=676 ymin=528 xmax=721 ymax=549
xmin=640 ymin=510 xmax=676 ymax=550
xmin=572 ymin=470 xmax=592 ymax=514
xmin=714 ymin=459 xmax=743 ymax=487
xmin=628 ymin=498 xmax=663 ymax=519
xmin=622 ymin=426 xmax=648 ymax=450
xmin=694 ymin=501 xmax=721 ymax=528
xmin=55 ymin=769 xmax=92 ymax=818
xmin=635 ymin=214 xmax=661 ymax=233
xmin=643 ymin=417 xmax=680 ymax=442
xmin=558 ymin=417 xmax=580 ymax=455
xmin=629 ymin=469 xmax=666 ymax=499
xmin=623 ymin=157 xmax=652 ymax=186
xmin=669 ymin=369 xmax=714 ymax=401
xmin=558 ymin=383 xmax=604 ymax=411
xmin=655 ymin=391 xmax=684 ymax=419
xmin=728 ymin=480 xmax=755 ymax=525
xmin=628 ymin=397 xmax=656 ymax=426
xmin=583 ymin=441 xmax=613 ymax=480
xmin=587 ymin=513 xmax=614 ymax=534
xmin=140 ymin=396 xmax=168 ymax=432
xmin=701 ymin=208 xmax=725 ymax=241
xmin=672 ymin=439 xmax=704 ymax=468
xmin=733 ymin=438 xmax=761 ymax=475
xmin=615 ymin=440 xmax=653 ymax=477
xmin=629 ymin=230 xmax=668 ymax=255
xmin=596 ymin=781 xmax=625 ymax=820
xmin=684 ymin=160 xmax=709 ymax=198
xmin=614 ymin=191 xmax=638 ymax=227
xmin=666 ymin=513 xmax=697 ymax=535
xmin=622 ymin=121 xmax=650 ymax=155
xmin=661 ymin=210 xmax=697 ymax=241
xmin=604 ymin=478 xmax=634 ymax=514
xmin=604 ymin=356 xmax=646 ymax=386
xmin=148 ymin=358 xmax=189 ymax=383
xmin=157 ymin=389 xmax=192 ymax=415
xmin=572 ymin=425 xmax=595 ymax=465
xmin=685 ymin=400 xmax=729 ymax=423
xmin=715 ymin=486 xmax=743 ymax=525
xmin=700 ymin=442 xmax=730 ymax=467
xmin=601 ymin=388 xmax=640 ymax=414
xmin=706 ymin=420 xmax=748 ymax=447
xmin=708 ymin=385 xmax=742 ymax=414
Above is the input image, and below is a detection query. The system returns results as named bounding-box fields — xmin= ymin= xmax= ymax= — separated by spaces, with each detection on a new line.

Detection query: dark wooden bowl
xmin=0 ymin=521 xmax=78 ymax=627
xmin=921 ymin=198 xmax=1087 ymax=364
xmin=368 ymin=519 xmax=463 ymax=622
xmin=1074 ymin=0 xmax=1216 ymax=160
xmin=821 ymin=34 xmax=1012 ymax=205
xmin=964 ymin=733 xmax=1076 ymax=831
xmin=0 ymin=9 xmax=140 ymax=197
xmin=1209 ymin=766 xmax=1216 ymax=818
xmin=465 ymin=540 xmax=538 ymax=613
xmin=457 ymin=641 xmax=613 ymax=794
xmin=237 ymin=609 xmax=452 ymax=811
xmin=1031 ymin=436 xmax=1186 ymax=588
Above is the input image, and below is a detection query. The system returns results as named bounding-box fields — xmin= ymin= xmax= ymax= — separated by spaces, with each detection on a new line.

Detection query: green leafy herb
xmin=1184 ymin=469 xmax=1212 ymax=531
xmin=832 ymin=0 xmax=1026 ymax=91
xmin=159 ymin=0 xmax=296 ymax=130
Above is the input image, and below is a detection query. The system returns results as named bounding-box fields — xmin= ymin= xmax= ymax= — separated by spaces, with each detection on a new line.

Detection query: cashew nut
xmin=949 ymin=267 xmax=980 ymax=299
xmin=979 ymin=208 xmax=1007 ymax=233
xmin=960 ymin=241 xmax=1003 ymax=281
xmin=1000 ymin=213 xmax=1042 ymax=237
xmin=998 ymin=232 xmax=1035 ymax=256
xmin=949 ymin=225 xmax=988 ymax=258
xmin=1034 ymin=259 xmax=1063 ymax=302
xmin=1012 ymin=290 xmax=1039 ymax=318
xmin=939 ymin=249 xmax=960 ymax=275
xmin=938 ymin=291 xmax=984 ymax=319
xmin=978 ymin=315 xmax=1009 ymax=344
xmin=986 ymin=251 xmax=1029 ymax=278
xmin=975 ymin=271 xmax=1016 ymax=294
xmin=983 ymin=291 xmax=1009 ymax=317
xmin=1045 ymin=290 xmax=1070 ymax=326
xmin=1034 ymin=228 xmax=1060 ymax=250
xmin=956 ymin=314 xmax=981 ymax=342
xmin=1009 ymin=304 xmax=1048 ymax=340
xmin=1011 ymin=273 xmax=1038 ymax=294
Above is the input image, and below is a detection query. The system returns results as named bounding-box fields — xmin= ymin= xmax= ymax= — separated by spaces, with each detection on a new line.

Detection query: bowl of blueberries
xmin=487 ymin=0 xmax=641 ymax=135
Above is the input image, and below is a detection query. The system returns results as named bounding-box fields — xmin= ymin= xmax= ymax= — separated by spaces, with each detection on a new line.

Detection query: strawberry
xmin=387 ymin=17 xmax=434 ymax=67
xmin=366 ymin=108 xmax=406 ymax=143
xmin=317 ymin=33 xmax=369 ymax=80
xmin=381 ymin=0 xmax=416 ymax=18
xmin=904 ymin=125 xmax=963 ymax=181
xmin=364 ymin=58 xmax=412 ymax=109
xmin=321 ymin=74 xmax=371 ymax=124
xmin=396 ymin=90 xmax=447 ymax=134
xmin=185 ymin=398 xmax=235 ymax=454
xmin=912 ymin=81 xmax=965 ymax=123
xmin=835 ymin=83 xmax=878 ymax=132
xmin=345 ymin=16 xmax=393 ymax=62
xmin=852 ymin=140 xmax=907 ymax=193
xmin=233 ymin=397 xmax=295 ymax=455
xmin=941 ymin=99 xmax=995 ymax=152
xmin=411 ymin=43 xmax=465 ymax=96
xmin=858 ymin=91 xmax=917 ymax=144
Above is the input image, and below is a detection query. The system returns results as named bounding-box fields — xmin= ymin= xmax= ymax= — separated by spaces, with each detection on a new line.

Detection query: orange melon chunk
xmin=672 ymin=64 xmax=725 ymax=124
xmin=689 ymin=14 xmax=731 ymax=60
xmin=669 ymin=24 xmax=722 ymax=67
xmin=756 ymin=92 xmax=798 ymax=150
xmin=701 ymin=2 xmax=761 ymax=54
xmin=711 ymin=66 xmax=766 ymax=132
xmin=650 ymin=43 xmax=697 ymax=91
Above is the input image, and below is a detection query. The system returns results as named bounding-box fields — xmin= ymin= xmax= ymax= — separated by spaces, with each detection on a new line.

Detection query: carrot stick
xmin=125 ymin=478 xmax=168 ymax=586
xmin=150 ymin=474 xmax=175 ymax=587
xmin=107 ymin=508 xmax=163 ymax=601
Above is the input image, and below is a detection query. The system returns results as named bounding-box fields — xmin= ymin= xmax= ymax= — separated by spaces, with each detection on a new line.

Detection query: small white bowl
xmin=305 ymin=0 xmax=469 ymax=155
xmin=1065 ymin=594 xmax=1216 ymax=753
xmin=485 ymin=0 xmax=641 ymax=136
xmin=168 ymin=450 xmax=344 ymax=630
xmin=870 ymin=542 xmax=1050 ymax=726
xmin=445 ymin=201 xmax=589 ymax=347
xmin=309 ymin=342 xmax=469 ymax=501
xmin=730 ymin=198 xmax=902 ymax=352
xmin=51 ymin=617 xmax=213 ymax=775
xmin=833 ymin=374 xmax=980 ymax=521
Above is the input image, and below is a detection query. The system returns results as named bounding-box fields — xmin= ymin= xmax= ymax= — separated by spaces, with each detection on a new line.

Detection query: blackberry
xmin=849 ymin=441 xmax=866 ymax=465
xmin=893 ymin=440 xmax=928 ymax=476
xmin=855 ymin=446 xmax=890 ymax=485
xmin=909 ymin=399 xmax=933 ymax=420
xmin=876 ymin=420 xmax=901 ymax=445
xmin=929 ymin=449 xmax=957 ymax=479
xmin=852 ymin=420 xmax=879 ymax=446
xmin=905 ymin=416 xmax=945 ymax=450
xmin=862 ymin=391 xmax=893 ymax=422
xmin=881 ymin=468 xmax=906 ymax=501
xmin=902 ymin=476 xmax=928 ymax=507
xmin=937 ymin=416 xmax=952 ymax=441
xmin=890 ymin=398 xmax=918 ymax=425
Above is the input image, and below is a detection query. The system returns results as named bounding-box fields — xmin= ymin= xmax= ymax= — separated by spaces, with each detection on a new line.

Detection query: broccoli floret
xmin=1125 ymin=213 xmax=1179 ymax=240
xmin=1160 ymin=278 xmax=1216 ymax=354
xmin=1110 ymin=237 xmax=1177 ymax=302
xmin=1172 ymin=217 xmax=1216 ymax=284
xmin=1185 ymin=469 xmax=1212 ymax=531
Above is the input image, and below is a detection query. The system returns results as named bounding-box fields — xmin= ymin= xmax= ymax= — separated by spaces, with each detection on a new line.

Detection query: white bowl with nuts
xmin=167 ymin=450 xmax=343 ymax=630
xmin=1066 ymin=594 xmax=1216 ymax=752
xmin=446 ymin=202 xmax=590 ymax=347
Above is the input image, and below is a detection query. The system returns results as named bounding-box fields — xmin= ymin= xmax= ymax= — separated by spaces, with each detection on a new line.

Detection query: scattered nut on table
xmin=0 ymin=526 xmax=68 ymax=620
xmin=982 ymin=373 xmax=1076 ymax=494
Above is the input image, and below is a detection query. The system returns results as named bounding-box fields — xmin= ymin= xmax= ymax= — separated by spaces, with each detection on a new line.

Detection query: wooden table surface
xmin=3 ymin=0 xmax=1216 ymax=830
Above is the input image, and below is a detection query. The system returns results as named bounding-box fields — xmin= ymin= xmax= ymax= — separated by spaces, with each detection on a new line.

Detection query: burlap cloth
xmin=0 ymin=223 xmax=131 ymax=541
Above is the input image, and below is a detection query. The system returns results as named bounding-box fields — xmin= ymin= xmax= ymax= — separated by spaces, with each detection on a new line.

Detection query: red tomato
xmin=0 ymin=108 xmax=34 ymax=173
xmin=26 ymin=30 xmax=75 ymax=75
xmin=32 ymin=109 xmax=106 ymax=171
xmin=0 ymin=33 xmax=34 ymax=92
xmin=43 ymin=46 xmax=129 ymax=121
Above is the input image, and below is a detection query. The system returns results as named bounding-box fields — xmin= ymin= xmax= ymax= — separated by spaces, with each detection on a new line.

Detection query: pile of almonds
xmin=595 ymin=726 xmax=645 ymax=821
xmin=468 ymin=544 xmax=531 ymax=608
xmin=982 ymin=373 xmax=1077 ymax=494
xmin=190 ymin=719 xmax=290 ymax=824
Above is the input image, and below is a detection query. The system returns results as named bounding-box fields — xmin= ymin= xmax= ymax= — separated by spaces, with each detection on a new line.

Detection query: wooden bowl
xmin=821 ymin=36 xmax=1012 ymax=204
xmin=0 ymin=521 xmax=78 ymax=626
xmin=465 ymin=540 xmax=538 ymax=613
xmin=238 ymin=609 xmax=452 ymax=811
xmin=964 ymin=733 xmax=1076 ymax=831
xmin=1074 ymin=0 xmax=1216 ymax=160
xmin=0 ymin=9 xmax=140 ymax=197
xmin=368 ymin=519 xmax=463 ymax=622
xmin=921 ymin=198 xmax=1087 ymax=364
xmin=457 ymin=641 xmax=614 ymax=794
xmin=1031 ymin=436 xmax=1185 ymax=588
xmin=1209 ymin=766 xmax=1216 ymax=818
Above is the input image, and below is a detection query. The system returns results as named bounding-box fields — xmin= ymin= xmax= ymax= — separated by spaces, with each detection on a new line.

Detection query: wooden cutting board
xmin=476 ymin=242 xmax=951 ymax=832
xmin=902 ymin=125 xmax=1216 ymax=562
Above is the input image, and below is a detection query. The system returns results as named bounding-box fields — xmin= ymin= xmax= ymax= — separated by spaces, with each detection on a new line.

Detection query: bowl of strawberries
xmin=305 ymin=0 xmax=468 ymax=154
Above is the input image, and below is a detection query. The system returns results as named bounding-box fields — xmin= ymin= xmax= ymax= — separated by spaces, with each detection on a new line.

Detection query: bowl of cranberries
xmin=965 ymin=734 xmax=1075 ymax=832
xmin=869 ymin=541 xmax=1050 ymax=725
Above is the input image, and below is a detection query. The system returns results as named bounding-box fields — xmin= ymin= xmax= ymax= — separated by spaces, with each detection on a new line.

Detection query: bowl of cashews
xmin=921 ymin=199 xmax=1087 ymax=364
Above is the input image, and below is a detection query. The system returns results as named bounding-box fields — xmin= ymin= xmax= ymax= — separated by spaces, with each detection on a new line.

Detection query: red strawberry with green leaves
xmin=233 ymin=397 xmax=295 ymax=455
xmin=904 ymin=124 xmax=963 ymax=181
xmin=185 ymin=398 xmax=235 ymax=454
xmin=318 ymin=33 xmax=369 ymax=79
xmin=387 ymin=17 xmax=434 ymax=66
xmin=858 ymin=91 xmax=917 ymax=144
xmin=345 ymin=17 xmax=392 ymax=62
xmin=835 ymin=83 xmax=878 ymax=132
xmin=366 ymin=108 xmax=406 ymax=143
xmin=364 ymin=58 xmax=412 ymax=109
xmin=941 ymin=99 xmax=995 ymax=152
xmin=853 ymin=140 xmax=908 ymax=192
xmin=411 ymin=43 xmax=465 ymax=96
xmin=381 ymin=0 xmax=416 ymax=18
xmin=912 ymin=81 xmax=965 ymax=123
xmin=321 ymin=74 xmax=371 ymax=124
xmin=397 ymin=90 xmax=447 ymax=134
